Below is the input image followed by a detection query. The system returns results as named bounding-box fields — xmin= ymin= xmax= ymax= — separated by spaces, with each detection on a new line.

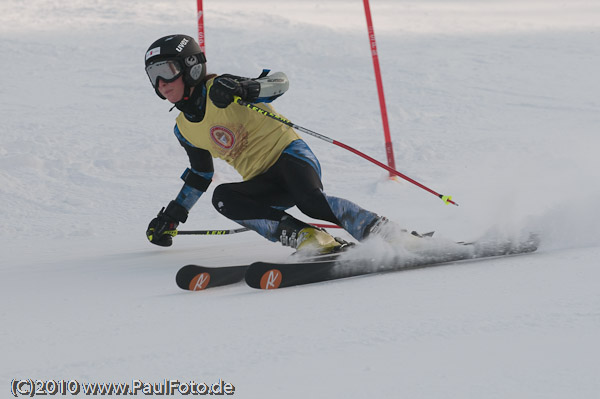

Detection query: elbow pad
xmin=181 ymin=167 xmax=212 ymax=191
xmin=175 ymin=168 xmax=213 ymax=211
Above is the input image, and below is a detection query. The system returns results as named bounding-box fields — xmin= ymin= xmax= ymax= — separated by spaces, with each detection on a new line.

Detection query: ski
xmin=175 ymin=252 xmax=344 ymax=291
xmin=176 ymin=264 xmax=248 ymax=291
xmin=245 ymin=234 xmax=540 ymax=289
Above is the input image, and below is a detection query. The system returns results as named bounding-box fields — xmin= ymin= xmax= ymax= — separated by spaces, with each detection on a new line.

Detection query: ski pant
xmin=211 ymin=153 xmax=378 ymax=242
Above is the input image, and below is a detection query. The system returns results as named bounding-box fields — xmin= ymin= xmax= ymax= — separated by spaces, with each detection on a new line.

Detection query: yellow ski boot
xmin=278 ymin=215 xmax=344 ymax=255
xmin=295 ymin=226 xmax=342 ymax=254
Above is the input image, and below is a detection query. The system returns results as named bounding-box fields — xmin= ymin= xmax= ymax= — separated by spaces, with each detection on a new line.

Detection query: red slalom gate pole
xmin=363 ymin=0 xmax=396 ymax=178
xmin=235 ymin=98 xmax=458 ymax=206
xmin=197 ymin=0 xmax=205 ymax=53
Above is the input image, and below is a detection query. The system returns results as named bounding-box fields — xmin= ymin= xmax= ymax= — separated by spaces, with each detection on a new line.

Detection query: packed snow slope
xmin=1 ymin=0 xmax=600 ymax=397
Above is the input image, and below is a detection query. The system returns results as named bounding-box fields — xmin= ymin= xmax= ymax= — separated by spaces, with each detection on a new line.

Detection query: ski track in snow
xmin=1 ymin=1 xmax=600 ymax=398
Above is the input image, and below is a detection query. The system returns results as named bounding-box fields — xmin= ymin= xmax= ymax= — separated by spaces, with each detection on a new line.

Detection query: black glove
xmin=209 ymin=76 xmax=260 ymax=108
xmin=146 ymin=201 xmax=189 ymax=247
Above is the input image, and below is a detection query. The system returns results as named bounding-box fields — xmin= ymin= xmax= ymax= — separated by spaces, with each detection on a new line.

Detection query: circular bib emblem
xmin=210 ymin=126 xmax=236 ymax=150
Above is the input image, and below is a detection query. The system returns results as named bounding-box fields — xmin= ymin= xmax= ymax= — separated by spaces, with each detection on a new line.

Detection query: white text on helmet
xmin=176 ymin=38 xmax=189 ymax=52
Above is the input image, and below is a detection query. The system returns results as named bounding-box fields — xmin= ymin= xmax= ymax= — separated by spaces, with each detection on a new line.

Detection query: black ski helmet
xmin=144 ymin=34 xmax=207 ymax=99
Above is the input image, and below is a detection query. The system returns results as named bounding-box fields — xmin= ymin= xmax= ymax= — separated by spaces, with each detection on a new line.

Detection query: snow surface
xmin=2 ymin=0 xmax=600 ymax=397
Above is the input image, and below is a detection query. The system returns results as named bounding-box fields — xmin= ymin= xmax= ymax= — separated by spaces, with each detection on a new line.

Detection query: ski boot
xmin=278 ymin=215 xmax=345 ymax=254
xmin=364 ymin=216 xmax=433 ymax=250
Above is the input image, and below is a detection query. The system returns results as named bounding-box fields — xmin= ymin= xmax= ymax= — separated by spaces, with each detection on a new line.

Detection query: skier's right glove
xmin=209 ymin=76 xmax=260 ymax=108
xmin=146 ymin=201 xmax=188 ymax=247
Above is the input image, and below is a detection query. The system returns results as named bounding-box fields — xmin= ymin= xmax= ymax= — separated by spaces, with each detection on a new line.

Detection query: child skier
xmin=144 ymin=34 xmax=389 ymax=253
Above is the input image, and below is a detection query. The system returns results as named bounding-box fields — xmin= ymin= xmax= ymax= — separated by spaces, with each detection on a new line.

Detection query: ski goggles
xmin=145 ymin=60 xmax=183 ymax=87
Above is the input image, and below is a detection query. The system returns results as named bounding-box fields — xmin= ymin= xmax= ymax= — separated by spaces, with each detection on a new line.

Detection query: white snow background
xmin=1 ymin=0 xmax=600 ymax=397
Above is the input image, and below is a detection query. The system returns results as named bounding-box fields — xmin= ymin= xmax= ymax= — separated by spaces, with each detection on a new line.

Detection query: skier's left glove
xmin=209 ymin=76 xmax=259 ymax=108
xmin=146 ymin=201 xmax=188 ymax=247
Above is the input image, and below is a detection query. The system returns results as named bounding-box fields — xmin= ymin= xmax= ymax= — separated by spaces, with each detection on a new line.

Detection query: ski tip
xmin=259 ymin=268 xmax=283 ymax=290
xmin=245 ymin=264 xmax=283 ymax=290
xmin=245 ymin=262 xmax=288 ymax=290
xmin=189 ymin=272 xmax=212 ymax=291
xmin=176 ymin=265 xmax=211 ymax=291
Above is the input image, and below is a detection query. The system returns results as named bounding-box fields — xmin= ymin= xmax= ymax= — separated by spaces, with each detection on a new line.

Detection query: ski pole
xmin=177 ymin=228 xmax=249 ymax=235
xmin=234 ymin=98 xmax=458 ymax=206
xmin=177 ymin=223 xmax=342 ymax=236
